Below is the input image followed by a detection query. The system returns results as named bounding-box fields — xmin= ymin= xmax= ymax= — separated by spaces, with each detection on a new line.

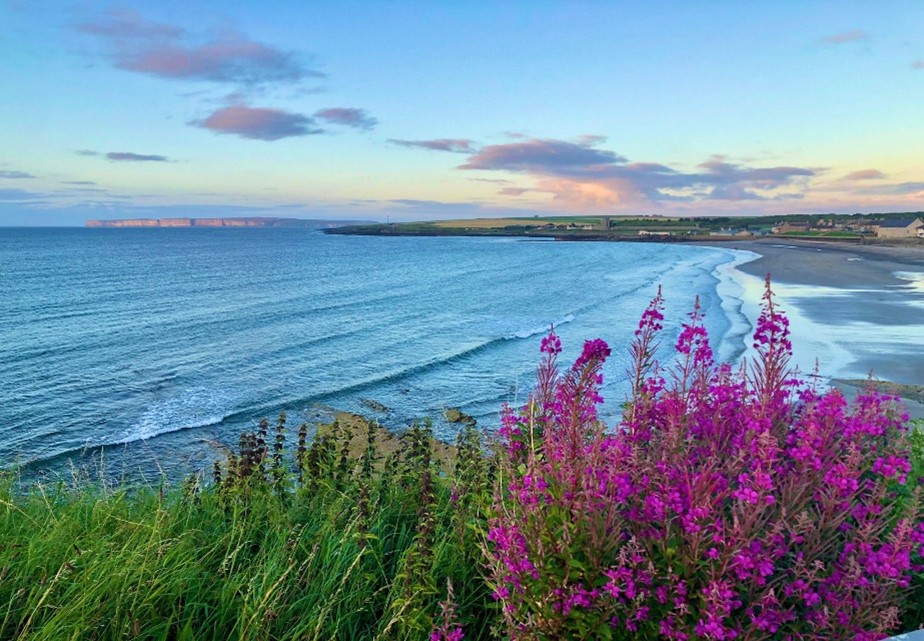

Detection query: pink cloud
xmin=822 ymin=30 xmax=868 ymax=44
xmin=193 ymin=106 xmax=322 ymax=140
xmin=842 ymin=169 xmax=886 ymax=181
xmin=455 ymin=137 xmax=817 ymax=209
xmin=77 ymin=10 xmax=319 ymax=85
xmin=499 ymin=187 xmax=535 ymax=196
xmin=314 ymin=108 xmax=377 ymax=130
xmin=459 ymin=138 xmax=624 ymax=172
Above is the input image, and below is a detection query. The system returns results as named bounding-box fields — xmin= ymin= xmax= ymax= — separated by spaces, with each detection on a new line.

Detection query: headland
xmin=86 ymin=216 xmax=366 ymax=228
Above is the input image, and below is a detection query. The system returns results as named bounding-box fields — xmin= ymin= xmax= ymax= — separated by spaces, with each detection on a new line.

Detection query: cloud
xmin=62 ymin=180 xmax=97 ymax=185
xmin=499 ymin=187 xmax=539 ymax=196
xmin=74 ymin=150 xmax=169 ymax=162
xmin=575 ymin=134 xmax=608 ymax=146
xmin=0 ymin=188 xmax=43 ymax=201
xmin=460 ymin=138 xmax=625 ymax=172
xmin=456 ymin=137 xmax=817 ymax=208
xmin=842 ymin=169 xmax=886 ymax=181
xmin=695 ymin=159 xmax=814 ymax=199
xmin=0 ymin=170 xmax=34 ymax=179
xmin=107 ymin=152 xmax=170 ymax=162
xmin=913 ymin=60 xmax=924 ymax=70
xmin=313 ymin=108 xmax=377 ymax=130
xmin=76 ymin=9 xmax=320 ymax=85
xmin=389 ymin=138 xmax=479 ymax=153
xmin=193 ymin=105 xmax=322 ymax=140
xmin=469 ymin=178 xmax=513 ymax=184
xmin=822 ymin=30 xmax=868 ymax=44
xmin=855 ymin=182 xmax=924 ymax=196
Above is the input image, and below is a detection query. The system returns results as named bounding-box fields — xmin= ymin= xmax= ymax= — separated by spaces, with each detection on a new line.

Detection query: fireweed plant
xmin=487 ymin=279 xmax=924 ymax=640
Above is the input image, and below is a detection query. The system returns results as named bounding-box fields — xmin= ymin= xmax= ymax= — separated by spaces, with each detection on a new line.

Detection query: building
xmin=771 ymin=221 xmax=810 ymax=234
xmin=918 ymin=227 xmax=924 ymax=239
xmin=875 ymin=217 xmax=924 ymax=238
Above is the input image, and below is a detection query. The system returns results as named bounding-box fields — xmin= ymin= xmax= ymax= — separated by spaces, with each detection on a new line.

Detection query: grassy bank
xmin=0 ymin=416 xmax=495 ymax=641
xmin=2 ymin=413 xmax=922 ymax=639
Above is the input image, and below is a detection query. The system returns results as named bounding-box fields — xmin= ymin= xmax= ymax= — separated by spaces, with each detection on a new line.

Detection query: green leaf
xmin=177 ymin=621 xmax=195 ymax=641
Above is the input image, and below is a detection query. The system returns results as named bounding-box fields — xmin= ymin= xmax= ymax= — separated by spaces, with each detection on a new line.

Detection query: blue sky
xmin=1 ymin=0 xmax=923 ymax=225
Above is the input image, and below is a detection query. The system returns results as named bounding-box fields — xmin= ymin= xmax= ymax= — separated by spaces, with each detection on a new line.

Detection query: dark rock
xmin=361 ymin=399 xmax=390 ymax=413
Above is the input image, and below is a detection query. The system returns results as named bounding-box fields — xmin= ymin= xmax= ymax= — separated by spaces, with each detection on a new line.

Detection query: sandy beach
xmin=722 ymin=239 xmax=924 ymax=417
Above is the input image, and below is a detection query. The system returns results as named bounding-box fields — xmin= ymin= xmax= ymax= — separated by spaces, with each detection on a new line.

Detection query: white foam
xmin=112 ymin=387 xmax=234 ymax=445
xmin=508 ymin=313 xmax=576 ymax=339
xmin=713 ymin=249 xmax=762 ymax=364
xmin=894 ymin=271 xmax=924 ymax=295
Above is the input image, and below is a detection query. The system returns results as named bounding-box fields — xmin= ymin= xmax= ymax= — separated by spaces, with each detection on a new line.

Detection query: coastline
xmin=713 ymin=239 xmax=924 ymax=418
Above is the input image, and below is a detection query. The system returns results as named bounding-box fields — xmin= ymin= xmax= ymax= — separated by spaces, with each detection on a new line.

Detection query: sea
xmin=0 ymin=227 xmax=753 ymax=480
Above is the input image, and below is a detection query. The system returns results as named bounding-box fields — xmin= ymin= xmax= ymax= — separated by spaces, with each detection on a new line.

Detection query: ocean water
xmin=0 ymin=228 xmax=749 ymax=478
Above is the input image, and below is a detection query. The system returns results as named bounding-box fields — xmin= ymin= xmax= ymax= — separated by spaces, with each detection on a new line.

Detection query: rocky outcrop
xmin=444 ymin=407 xmax=477 ymax=427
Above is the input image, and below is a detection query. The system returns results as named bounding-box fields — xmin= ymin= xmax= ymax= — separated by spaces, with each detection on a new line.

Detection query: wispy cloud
xmin=0 ymin=170 xmax=35 ymax=179
xmin=76 ymin=9 xmax=320 ymax=85
xmin=469 ymin=177 xmax=513 ymax=184
xmin=193 ymin=105 xmax=322 ymax=140
xmin=313 ymin=107 xmax=377 ymax=130
xmin=575 ymin=134 xmax=608 ymax=146
xmin=822 ymin=29 xmax=868 ymax=44
xmin=913 ymin=60 xmax=924 ymax=70
xmin=389 ymin=138 xmax=479 ymax=153
xmin=74 ymin=150 xmax=170 ymax=162
xmin=107 ymin=152 xmax=170 ymax=162
xmin=499 ymin=187 xmax=539 ymax=196
xmin=842 ymin=169 xmax=886 ymax=181
xmin=0 ymin=188 xmax=43 ymax=201
xmin=855 ymin=182 xmax=924 ymax=196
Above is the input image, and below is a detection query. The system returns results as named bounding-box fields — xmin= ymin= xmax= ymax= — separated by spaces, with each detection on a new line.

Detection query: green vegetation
xmin=840 ymin=380 xmax=924 ymax=405
xmin=325 ymin=211 xmax=924 ymax=242
xmin=1 ymin=391 xmax=922 ymax=639
xmin=779 ymin=231 xmax=862 ymax=238
xmin=0 ymin=416 xmax=494 ymax=641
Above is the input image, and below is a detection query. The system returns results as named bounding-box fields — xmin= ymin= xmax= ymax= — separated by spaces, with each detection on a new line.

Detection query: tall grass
xmin=0 ymin=418 xmax=495 ymax=641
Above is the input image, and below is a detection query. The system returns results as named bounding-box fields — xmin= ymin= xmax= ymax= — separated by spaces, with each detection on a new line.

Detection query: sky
xmin=1 ymin=1 xmax=923 ymax=225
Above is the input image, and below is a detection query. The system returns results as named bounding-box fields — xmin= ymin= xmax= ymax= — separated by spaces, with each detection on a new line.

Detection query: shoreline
xmin=710 ymin=239 xmax=924 ymax=417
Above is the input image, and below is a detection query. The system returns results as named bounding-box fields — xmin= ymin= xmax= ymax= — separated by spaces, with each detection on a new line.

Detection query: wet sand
xmin=720 ymin=239 xmax=924 ymax=416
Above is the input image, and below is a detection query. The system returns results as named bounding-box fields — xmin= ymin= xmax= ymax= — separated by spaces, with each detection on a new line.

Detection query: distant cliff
xmin=85 ymin=217 xmax=368 ymax=228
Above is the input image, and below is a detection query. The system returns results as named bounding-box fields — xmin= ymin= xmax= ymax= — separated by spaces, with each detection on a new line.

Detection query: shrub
xmin=487 ymin=279 xmax=923 ymax=640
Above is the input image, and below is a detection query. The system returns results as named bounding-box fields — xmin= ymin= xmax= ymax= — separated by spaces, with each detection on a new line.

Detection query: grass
xmin=1 ymin=412 xmax=921 ymax=639
xmin=839 ymin=379 xmax=924 ymax=405
xmin=0 ymin=415 xmax=495 ymax=641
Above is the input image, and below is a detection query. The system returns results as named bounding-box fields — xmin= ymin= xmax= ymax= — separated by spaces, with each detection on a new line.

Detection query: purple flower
xmin=574 ymin=338 xmax=611 ymax=369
